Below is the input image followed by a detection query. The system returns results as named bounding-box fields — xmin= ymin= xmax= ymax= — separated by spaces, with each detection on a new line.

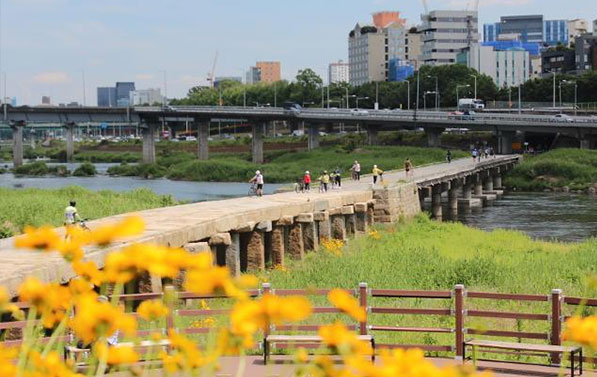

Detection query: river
xmin=1 ymin=166 xmax=595 ymax=242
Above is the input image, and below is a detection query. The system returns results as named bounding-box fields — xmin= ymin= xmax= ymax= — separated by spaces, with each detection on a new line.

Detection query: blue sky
xmin=0 ymin=0 xmax=595 ymax=105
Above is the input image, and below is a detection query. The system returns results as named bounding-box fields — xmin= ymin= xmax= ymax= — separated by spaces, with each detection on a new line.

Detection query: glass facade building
xmin=544 ymin=20 xmax=569 ymax=46
xmin=97 ymin=87 xmax=116 ymax=107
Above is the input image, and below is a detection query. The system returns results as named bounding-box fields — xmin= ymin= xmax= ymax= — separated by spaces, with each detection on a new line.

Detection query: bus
xmin=458 ymin=98 xmax=485 ymax=110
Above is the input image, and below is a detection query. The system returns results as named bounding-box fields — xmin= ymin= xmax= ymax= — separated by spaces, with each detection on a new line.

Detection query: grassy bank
xmin=108 ymin=146 xmax=467 ymax=183
xmin=505 ymin=149 xmax=597 ymax=192
xmin=0 ymin=186 xmax=177 ymax=238
xmin=261 ymin=215 xmax=597 ymax=356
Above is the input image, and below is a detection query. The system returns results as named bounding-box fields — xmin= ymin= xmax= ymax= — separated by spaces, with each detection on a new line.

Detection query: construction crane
xmin=206 ymin=51 xmax=219 ymax=88
xmin=421 ymin=0 xmax=428 ymax=14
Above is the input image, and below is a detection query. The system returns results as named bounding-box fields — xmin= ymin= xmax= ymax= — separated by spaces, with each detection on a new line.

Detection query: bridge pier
xmin=307 ymin=124 xmax=320 ymax=151
xmin=252 ymin=122 xmax=265 ymax=164
xmin=448 ymin=180 xmax=461 ymax=214
xmin=10 ymin=121 xmax=25 ymax=168
xmin=269 ymin=224 xmax=286 ymax=267
xmin=497 ymin=130 xmax=516 ymax=154
xmin=474 ymin=174 xmax=483 ymax=196
xmin=431 ymin=185 xmax=443 ymax=220
xmin=458 ymin=175 xmax=482 ymax=208
xmin=367 ymin=127 xmax=379 ymax=146
xmin=579 ymin=134 xmax=596 ymax=149
xmin=484 ymin=171 xmax=494 ymax=192
xmin=493 ymin=168 xmax=503 ymax=189
xmin=209 ymin=233 xmax=240 ymax=277
xmin=343 ymin=206 xmax=356 ymax=237
xmin=64 ymin=122 xmax=76 ymax=162
xmin=425 ymin=127 xmax=444 ymax=148
xmin=330 ymin=208 xmax=347 ymax=241
xmin=314 ymin=211 xmax=331 ymax=241
xmin=197 ymin=120 xmax=209 ymax=160
xmin=141 ymin=123 xmax=158 ymax=164
xmin=355 ymin=203 xmax=368 ymax=233
xmin=297 ymin=213 xmax=317 ymax=252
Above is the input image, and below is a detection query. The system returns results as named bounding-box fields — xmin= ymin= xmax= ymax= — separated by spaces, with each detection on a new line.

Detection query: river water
xmin=0 ymin=166 xmax=595 ymax=242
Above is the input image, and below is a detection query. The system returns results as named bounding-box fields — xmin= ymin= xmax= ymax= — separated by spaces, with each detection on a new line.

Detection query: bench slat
xmin=266 ymin=335 xmax=372 ymax=342
xmin=464 ymin=340 xmax=580 ymax=353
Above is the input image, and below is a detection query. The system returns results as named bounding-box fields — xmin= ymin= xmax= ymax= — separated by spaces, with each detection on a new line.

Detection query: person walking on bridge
xmin=471 ymin=148 xmax=478 ymax=162
xmin=249 ymin=170 xmax=264 ymax=197
xmin=303 ymin=171 xmax=311 ymax=192
xmin=351 ymin=160 xmax=361 ymax=181
xmin=318 ymin=171 xmax=330 ymax=192
xmin=404 ymin=158 xmax=414 ymax=179
xmin=372 ymin=165 xmax=384 ymax=184
xmin=64 ymin=201 xmax=82 ymax=228
xmin=446 ymin=150 xmax=452 ymax=163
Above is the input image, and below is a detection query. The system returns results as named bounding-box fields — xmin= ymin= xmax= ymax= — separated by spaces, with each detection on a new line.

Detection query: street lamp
xmin=401 ymin=80 xmax=410 ymax=110
xmin=427 ymin=75 xmax=439 ymax=111
xmin=423 ymin=91 xmax=436 ymax=111
xmin=561 ymin=80 xmax=578 ymax=116
xmin=356 ymin=96 xmax=369 ymax=109
xmin=456 ymin=84 xmax=470 ymax=110
xmin=347 ymin=94 xmax=356 ymax=109
xmin=470 ymin=74 xmax=477 ymax=100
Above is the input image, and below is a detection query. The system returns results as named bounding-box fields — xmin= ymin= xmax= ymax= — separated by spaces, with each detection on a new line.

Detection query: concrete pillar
xmin=307 ymin=125 xmax=320 ymax=151
xmin=331 ymin=214 xmax=347 ymax=241
xmin=579 ymin=136 xmax=595 ymax=150
xmin=11 ymin=122 xmax=25 ymax=168
xmin=484 ymin=171 xmax=494 ymax=192
xmin=497 ymin=130 xmax=516 ymax=154
xmin=431 ymin=185 xmax=442 ymax=219
xmin=297 ymin=213 xmax=317 ymax=252
xmin=342 ymin=206 xmax=356 ymax=237
xmin=425 ymin=127 xmax=444 ymax=148
xmin=355 ymin=203 xmax=368 ymax=233
xmin=246 ymin=231 xmax=265 ymax=271
xmin=252 ymin=122 xmax=264 ymax=164
xmin=367 ymin=127 xmax=379 ymax=146
xmin=209 ymin=233 xmax=240 ymax=277
xmin=448 ymin=184 xmax=459 ymax=213
xmin=142 ymin=123 xmax=157 ymax=164
xmin=270 ymin=226 xmax=285 ymax=266
xmin=197 ymin=120 xmax=209 ymax=160
xmin=474 ymin=174 xmax=483 ymax=196
xmin=64 ymin=123 xmax=76 ymax=162
xmin=287 ymin=222 xmax=304 ymax=260
xmin=314 ymin=211 xmax=331 ymax=242
xmin=462 ymin=177 xmax=472 ymax=200
xmin=493 ymin=169 xmax=503 ymax=189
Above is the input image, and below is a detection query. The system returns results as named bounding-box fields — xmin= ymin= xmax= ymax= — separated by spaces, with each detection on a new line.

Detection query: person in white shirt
xmin=249 ymin=170 xmax=264 ymax=197
xmin=351 ymin=160 xmax=361 ymax=181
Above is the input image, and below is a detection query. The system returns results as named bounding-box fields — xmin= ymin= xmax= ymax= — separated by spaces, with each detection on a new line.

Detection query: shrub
xmin=73 ymin=162 xmax=97 ymax=177
xmin=13 ymin=161 xmax=50 ymax=176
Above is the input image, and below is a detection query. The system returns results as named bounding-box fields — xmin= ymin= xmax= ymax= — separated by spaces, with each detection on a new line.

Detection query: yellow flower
xmin=137 ymin=300 xmax=169 ymax=321
xmin=14 ymin=225 xmax=62 ymax=251
xmin=0 ymin=344 xmax=17 ymax=377
xmin=94 ymin=342 xmax=139 ymax=366
xmin=296 ymin=347 xmax=309 ymax=363
xmin=165 ymin=329 xmax=212 ymax=370
xmin=184 ymin=266 xmax=244 ymax=298
xmin=238 ymin=274 xmax=259 ymax=289
xmin=321 ymin=238 xmax=344 ymax=256
xmin=28 ymin=350 xmax=83 ymax=377
xmin=563 ymin=316 xmax=597 ymax=349
xmin=72 ymin=260 xmax=104 ymax=286
xmin=18 ymin=276 xmax=47 ymax=308
xmin=368 ymin=229 xmax=381 ymax=240
xmin=91 ymin=216 xmax=145 ymax=246
xmin=328 ymin=289 xmax=367 ymax=322
xmin=57 ymin=241 xmax=84 ymax=263
xmin=318 ymin=321 xmax=372 ymax=356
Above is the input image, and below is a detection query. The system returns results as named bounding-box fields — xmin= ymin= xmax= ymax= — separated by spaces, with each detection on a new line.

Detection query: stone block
xmin=226 ymin=233 xmax=241 ymax=277
xmin=287 ymin=223 xmax=305 ymax=260
xmin=256 ymin=221 xmax=272 ymax=232
xmin=209 ymin=233 xmax=232 ymax=246
xmin=356 ymin=212 xmax=368 ymax=233
xmin=184 ymin=242 xmax=210 ymax=254
xmin=341 ymin=205 xmax=355 ymax=215
xmin=296 ymin=213 xmax=314 ymax=223
xmin=345 ymin=214 xmax=356 ymax=237
xmin=235 ymin=222 xmax=256 ymax=233
xmin=277 ymin=215 xmax=294 ymax=226
xmin=329 ymin=207 xmax=343 ymax=216
xmin=331 ymin=215 xmax=346 ymax=241
xmin=354 ymin=202 xmax=368 ymax=213
xmin=318 ymin=219 xmax=332 ymax=241
xmin=246 ymin=231 xmax=265 ymax=271
xmin=313 ymin=211 xmax=329 ymax=222
xmin=302 ymin=222 xmax=318 ymax=252
xmin=270 ymin=226 xmax=285 ymax=267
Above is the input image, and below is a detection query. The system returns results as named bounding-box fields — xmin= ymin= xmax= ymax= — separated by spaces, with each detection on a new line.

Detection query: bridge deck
xmin=0 ymin=156 xmax=518 ymax=295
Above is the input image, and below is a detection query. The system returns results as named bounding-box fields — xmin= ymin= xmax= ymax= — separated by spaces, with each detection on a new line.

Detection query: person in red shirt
xmin=303 ymin=171 xmax=311 ymax=192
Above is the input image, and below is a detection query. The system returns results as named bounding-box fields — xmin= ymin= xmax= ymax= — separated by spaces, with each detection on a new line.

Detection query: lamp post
xmin=401 ymin=80 xmax=410 ymax=110
xmin=456 ymin=84 xmax=470 ymax=110
xmin=470 ymin=74 xmax=477 ymax=100
xmin=427 ymin=75 xmax=439 ymax=111
xmin=562 ymin=80 xmax=578 ymax=116
xmin=356 ymin=96 xmax=369 ymax=109
xmin=347 ymin=94 xmax=356 ymax=109
xmin=552 ymin=73 xmax=556 ymax=108
xmin=424 ymin=91 xmax=436 ymax=111
xmin=345 ymin=87 xmax=350 ymax=109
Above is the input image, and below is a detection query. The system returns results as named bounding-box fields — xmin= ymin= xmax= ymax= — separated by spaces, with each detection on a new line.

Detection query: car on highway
xmin=283 ymin=102 xmax=302 ymax=115
xmin=462 ymin=110 xmax=476 ymax=120
xmin=552 ymin=114 xmax=574 ymax=123
xmin=350 ymin=108 xmax=369 ymax=116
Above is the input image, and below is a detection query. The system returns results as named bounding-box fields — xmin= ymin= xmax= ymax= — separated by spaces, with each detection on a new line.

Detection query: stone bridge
xmin=0 ymin=156 xmax=520 ymax=296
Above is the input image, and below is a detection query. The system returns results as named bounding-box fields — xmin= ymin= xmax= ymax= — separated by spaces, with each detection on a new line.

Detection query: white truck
xmin=458 ymin=98 xmax=485 ymax=110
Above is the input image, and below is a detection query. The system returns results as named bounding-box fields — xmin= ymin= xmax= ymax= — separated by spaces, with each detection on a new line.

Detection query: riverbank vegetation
xmin=262 ymin=215 xmax=597 ymax=355
xmin=0 ymin=186 xmax=177 ymax=238
xmin=505 ymin=149 xmax=597 ymax=192
xmin=107 ymin=146 xmax=467 ymax=183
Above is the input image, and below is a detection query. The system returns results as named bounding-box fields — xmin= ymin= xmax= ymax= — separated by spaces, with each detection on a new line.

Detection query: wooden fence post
xmin=550 ymin=289 xmax=563 ymax=365
xmin=454 ymin=284 xmax=465 ymax=360
xmin=263 ymin=283 xmax=271 ymax=338
xmin=359 ymin=282 xmax=368 ymax=335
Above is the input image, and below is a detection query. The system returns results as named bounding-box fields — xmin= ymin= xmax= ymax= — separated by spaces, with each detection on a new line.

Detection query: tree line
xmin=170 ymin=65 xmax=597 ymax=109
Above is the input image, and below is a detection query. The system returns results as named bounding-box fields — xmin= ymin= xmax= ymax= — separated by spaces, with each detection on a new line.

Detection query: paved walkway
xmin=0 ymin=156 xmax=517 ymax=295
xmin=109 ymin=355 xmax=592 ymax=377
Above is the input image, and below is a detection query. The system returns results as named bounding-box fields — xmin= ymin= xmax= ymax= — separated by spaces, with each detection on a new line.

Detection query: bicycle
xmin=248 ymin=183 xmax=258 ymax=197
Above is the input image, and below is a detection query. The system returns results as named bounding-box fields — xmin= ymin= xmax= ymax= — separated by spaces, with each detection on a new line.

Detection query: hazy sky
xmin=0 ymin=0 xmax=595 ymax=105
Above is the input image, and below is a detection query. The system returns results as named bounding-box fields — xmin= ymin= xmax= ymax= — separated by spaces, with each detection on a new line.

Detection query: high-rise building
xmin=255 ymin=61 xmax=281 ymax=83
xmin=115 ymin=82 xmax=135 ymax=107
xmin=328 ymin=60 xmax=350 ymax=84
xmin=41 ymin=96 xmax=51 ymax=105
xmin=569 ymin=19 xmax=589 ymax=40
xmin=541 ymin=49 xmax=576 ymax=75
xmin=420 ymin=10 xmax=479 ymax=66
xmin=130 ymin=88 xmax=164 ymax=106
xmin=458 ymin=43 xmax=529 ymax=88
xmin=544 ymin=20 xmax=569 ymax=46
xmin=246 ymin=67 xmax=261 ymax=84
xmin=483 ymin=23 xmax=501 ymax=42
xmin=499 ymin=15 xmax=544 ymax=43
xmin=575 ymin=33 xmax=597 ymax=72
xmin=348 ymin=23 xmax=385 ymax=86
xmin=405 ymin=27 xmax=422 ymax=67
xmin=97 ymin=87 xmax=116 ymax=107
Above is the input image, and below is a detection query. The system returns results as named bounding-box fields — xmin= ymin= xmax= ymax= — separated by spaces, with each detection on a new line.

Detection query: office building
xmin=388 ymin=59 xmax=415 ymax=81
xmin=41 ymin=96 xmax=51 ymax=105
xmin=246 ymin=67 xmax=261 ymax=84
xmin=420 ymin=10 xmax=479 ymax=66
xmin=569 ymin=19 xmax=589 ymax=40
xmin=328 ymin=60 xmax=350 ymax=84
xmin=541 ymin=49 xmax=576 ymax=75
xmin=500 ymin=15 xmax=544 ymax=43
xmin=130 ymin=88 xmax=164 ymax=106
xmin=459 ymin=43 xmax=529 ymax=88
xmin=115 ymin=82 xmax=135 ymax=107
xmin=255 ymin=61 xmax=281 ymax=83
xmin=544 ymin=20 xmax=569 ymax=46
xmin=97 ymin=87 xmax=117 ymax=107
xmin=483 ymin=23 xmax=501 ymax=42
xmin=405 ymin=27 xmax=422 ymax=67
xmin=594 ymin=19 xmax=597 ymax=35
xmin=575 ymin=33 xmax=597 ymax=72
xmin=214 ymin=77 xmax=242 ymax=88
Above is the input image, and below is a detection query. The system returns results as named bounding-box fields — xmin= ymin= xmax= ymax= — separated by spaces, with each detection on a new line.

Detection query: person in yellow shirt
xmin=372 ymin=165 xmax=384 ymax=184
xmin=318 ymin=170 xmax=330 ymax=192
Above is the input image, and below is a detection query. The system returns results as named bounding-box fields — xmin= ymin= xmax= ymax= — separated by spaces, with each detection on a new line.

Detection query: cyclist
xmin=303 ymin=171 xmax=311 ymax=192
xmin=351 ymin=160 xmax=361 ymax=181
xmin=249 ymin=170 xmax=264 ymax=197
xmin=65 ymin=201 xmax=82 ymax=227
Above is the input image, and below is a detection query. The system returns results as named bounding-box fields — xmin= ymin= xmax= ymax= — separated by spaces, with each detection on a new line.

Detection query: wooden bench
xmin=463 ymin=339 xmax=583 ymax=377
xmin=263 ymin=334 xmax=375 ymax=365
xmin=65 ymin=339 xmax=171 ymax=368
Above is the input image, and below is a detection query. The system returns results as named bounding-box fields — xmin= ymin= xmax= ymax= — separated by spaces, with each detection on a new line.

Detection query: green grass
xmin=259 ymin=215 xmax=597 ymax=358
xmin=0 ymin=186 xmax=178 ymax=238
xmin=505 ymin=149 xmax=597 ymax=192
